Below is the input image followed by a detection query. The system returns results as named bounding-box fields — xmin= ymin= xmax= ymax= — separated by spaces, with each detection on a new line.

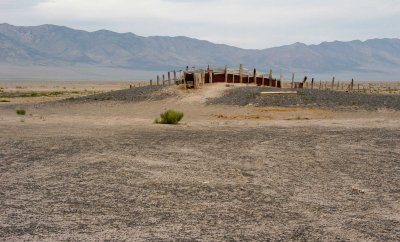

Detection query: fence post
xmin=351 ymin=78 xmax=354 ymax=91
xmin=162 ymin=74 xmax=165 ymax=86
xmin=168 ymin=72 xmax=171 ymax=85
xmin=224 ymin=65 xmax=228 ymax=83
xmin=239 ymin=64 xmax=243 ymax=83
xmin=183 ymin=72 xmax=187 ymax=89
xmin=311 ymin=78 xmax=314 ymax=89
xmin=157 ymin=75 xmax=160 ymax=86
xmin=291 ymin=73 xmax=295 ymax=88
xmin=262 ymin=75 xmax=265 ymax=86
xmin=150 ymin=80 xmax=153 ymax=86
xmin=173 ymin=71 xmax=177 ymax=85
xmin=253 ymin=68 xmax=257 ymax=85
xmin=208 ymin=67 xmax=213 ymax=84
xmin=331 ymin=77 xmax=335 ymax=90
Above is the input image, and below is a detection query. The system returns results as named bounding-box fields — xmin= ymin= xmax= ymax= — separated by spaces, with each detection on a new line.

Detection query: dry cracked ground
xmin=0 ymin=83 xmax=400 ymax=241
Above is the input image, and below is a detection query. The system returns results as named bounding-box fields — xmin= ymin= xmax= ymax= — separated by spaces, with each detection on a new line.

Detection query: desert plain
xmin=0 ymin=80 xmax=399 ymax=241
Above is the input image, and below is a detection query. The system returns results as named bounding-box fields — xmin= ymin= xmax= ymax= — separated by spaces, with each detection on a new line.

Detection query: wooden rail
xmin=130 ymin=64 xmax=358 ymax=92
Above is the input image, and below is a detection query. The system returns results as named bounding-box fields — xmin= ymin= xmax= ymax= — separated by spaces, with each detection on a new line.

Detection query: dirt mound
xmin=207 ymin=87 xmax=400 ymax=110
xmin=74 ymin=85 xmax=178 ymax=102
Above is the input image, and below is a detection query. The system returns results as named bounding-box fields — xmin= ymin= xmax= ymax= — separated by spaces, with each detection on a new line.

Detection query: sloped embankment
xmin=207 ymin=87 xmax=400 ymax=111
xmin=75 ymin=85 xmax=177 ymax=102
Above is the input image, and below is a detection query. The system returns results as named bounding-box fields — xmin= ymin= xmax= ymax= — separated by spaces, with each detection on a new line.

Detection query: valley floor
xmin=0 ymin=83 xmax=399 ymax=241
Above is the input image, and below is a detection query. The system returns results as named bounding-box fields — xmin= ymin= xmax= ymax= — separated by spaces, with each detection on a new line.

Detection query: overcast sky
xmin=0 ymin=0 xmax=399 ymax=49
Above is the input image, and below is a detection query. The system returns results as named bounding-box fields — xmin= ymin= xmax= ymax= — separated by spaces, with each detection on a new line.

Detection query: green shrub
xmin=16 ymin=109 xmax=26 ymax=115
xmin=155 ymin=110 xmax=184 ymax=124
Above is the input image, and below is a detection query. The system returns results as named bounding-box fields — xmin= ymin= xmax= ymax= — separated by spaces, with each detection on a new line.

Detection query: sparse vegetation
xmin=16 ymin=109 xmax=26 ymax=115
xmin=0 ymin=99 xmax=10 ymax=102
xmin=0 ymin=91 xmax=66 ymax=98
xmin=155 ymin=110 xmax=184 ymax=124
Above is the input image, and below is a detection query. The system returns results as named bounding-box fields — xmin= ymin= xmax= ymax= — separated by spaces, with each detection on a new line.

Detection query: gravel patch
xmin=73 ymin=85 xmax=177 ymax=102
xmin=207 ymin=87 xmax=400 ymax=111
xmin=1 ymin=123 xmax=399 ymax=240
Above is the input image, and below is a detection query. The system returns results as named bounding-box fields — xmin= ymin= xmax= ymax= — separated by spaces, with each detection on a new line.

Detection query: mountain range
xmin=0 ymin=23 xmax=399 ymax=81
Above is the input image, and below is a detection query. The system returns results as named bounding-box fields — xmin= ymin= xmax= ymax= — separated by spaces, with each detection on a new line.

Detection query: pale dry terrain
xmin=1 ymin=82 xmax=399 ymax=241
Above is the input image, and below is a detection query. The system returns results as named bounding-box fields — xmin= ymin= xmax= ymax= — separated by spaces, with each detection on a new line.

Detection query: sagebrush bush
xmin=16 ymin=109 xmax=26 ymax=115
xmin=155 ymin=110 xmax=184 ymax=124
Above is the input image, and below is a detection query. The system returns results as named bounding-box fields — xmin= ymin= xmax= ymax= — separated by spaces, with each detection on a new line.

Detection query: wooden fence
xmin=130 ymin=65 xmax=361 ymax=92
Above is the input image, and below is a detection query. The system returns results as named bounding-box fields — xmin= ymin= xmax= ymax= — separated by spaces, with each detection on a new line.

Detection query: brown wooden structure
xmin=181 ymin=65 xmax=282 ymax=89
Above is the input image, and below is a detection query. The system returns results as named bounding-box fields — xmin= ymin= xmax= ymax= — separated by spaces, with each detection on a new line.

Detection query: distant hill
xmin=0 ymin=23 xmax=399 ymax=80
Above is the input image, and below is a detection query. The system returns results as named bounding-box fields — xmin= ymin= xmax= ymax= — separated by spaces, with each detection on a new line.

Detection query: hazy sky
xmin=0 ymin=0 xmax=399 ymax=49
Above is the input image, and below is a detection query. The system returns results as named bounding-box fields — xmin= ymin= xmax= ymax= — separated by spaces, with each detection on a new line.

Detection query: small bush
xmin=16 ymin=109 xmax=26 ymax=115
xmin=155 ymin=110 xmax=184 ymax=124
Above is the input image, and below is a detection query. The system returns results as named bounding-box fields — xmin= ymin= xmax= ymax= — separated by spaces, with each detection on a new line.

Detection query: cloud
xmin=0 ymin=0 xmax=49 ymax=10
xmin=0 ymin=0 xmax=399 ymax=48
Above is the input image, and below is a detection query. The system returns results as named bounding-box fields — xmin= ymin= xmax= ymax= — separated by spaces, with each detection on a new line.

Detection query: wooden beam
xmin=162 ymin=74 xmax=165 ymax=86
xmin=269 ymin=69 xmax=273 ymax=87
xmin=291 ymin=73 xmax=295 ymax=88
xmin=183 ymin=72 xmax=187 ymax=89
xmin=239 ymin=64 xmax=243 ymax=83
xmin=173 ymin=70 xmax=177 ymax=85
xmin=260 ymin=91 xmax=298 ymax=96
xmin=351 ymin=78 xmax=354 ymax=91
xmin=253 ymin=68 xmax=257 ymax=85
xmin=224 ymin=65 xmax=228 ymax=83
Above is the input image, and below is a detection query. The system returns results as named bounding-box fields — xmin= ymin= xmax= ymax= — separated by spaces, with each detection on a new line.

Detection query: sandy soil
xmin=1 ymin=83 xmax=399 ymax=241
